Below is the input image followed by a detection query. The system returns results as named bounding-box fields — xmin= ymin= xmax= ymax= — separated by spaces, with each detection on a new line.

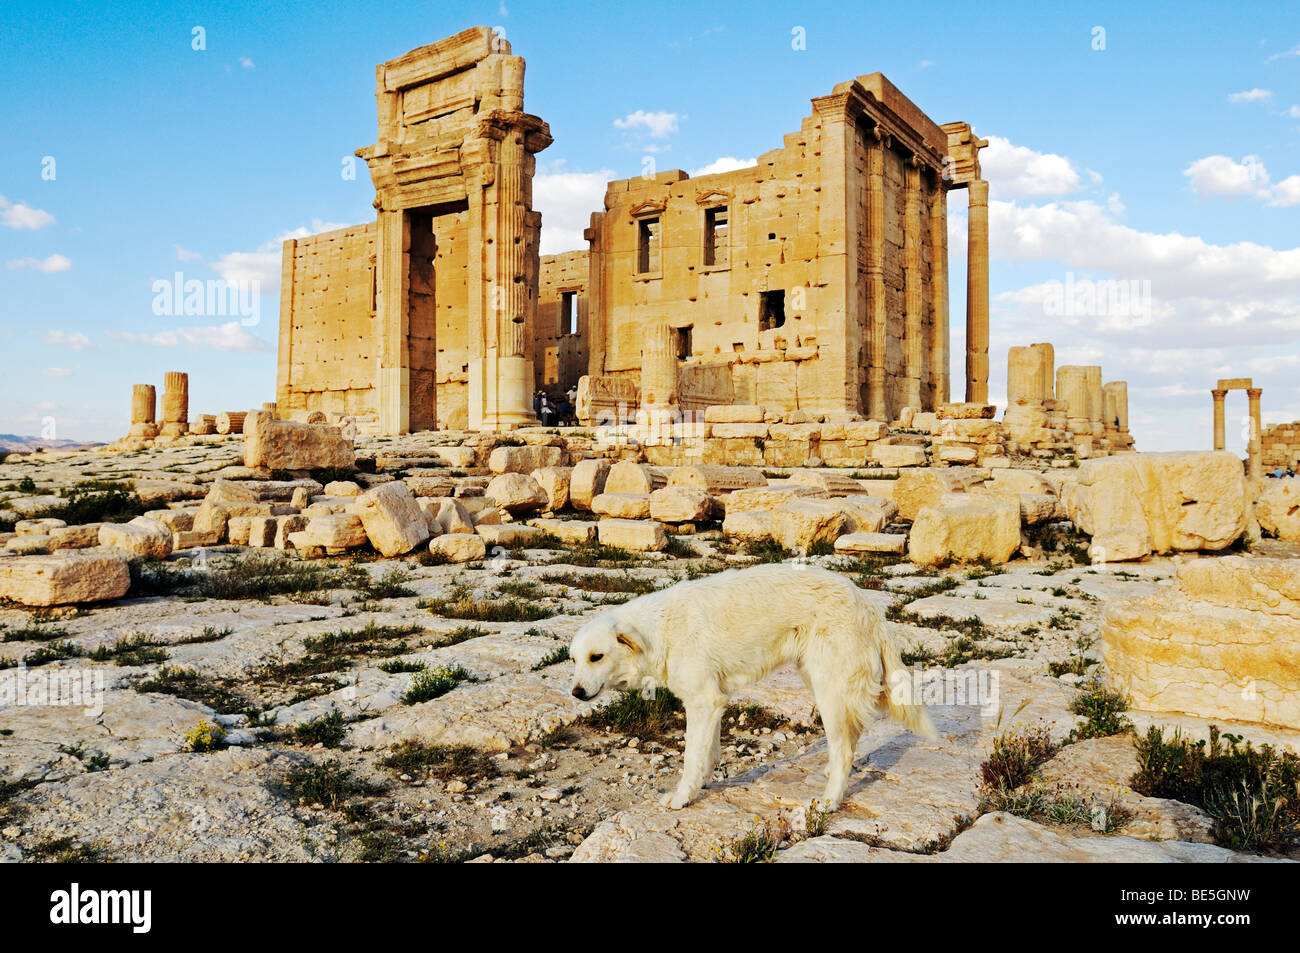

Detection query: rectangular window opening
xmin=676 ymin=326 xmax=692 ymax=360
xmin=759 ymin=290 xmax=786 ymax=331
xmin=637 ymin=217 xmax=660 ymax=274
xmin=561 ymin=291 xmax=577 ymax=335
xmin=704 ymin=206 xmax=729 ymax=267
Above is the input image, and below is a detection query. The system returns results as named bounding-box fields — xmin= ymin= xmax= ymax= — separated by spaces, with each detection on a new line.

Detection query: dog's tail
xmin=875 ymin=612 xmax=939 ymax=741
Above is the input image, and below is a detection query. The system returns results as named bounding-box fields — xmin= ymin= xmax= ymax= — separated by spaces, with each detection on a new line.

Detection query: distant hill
xmin=0 ymin=434 xmax=106 ymax=454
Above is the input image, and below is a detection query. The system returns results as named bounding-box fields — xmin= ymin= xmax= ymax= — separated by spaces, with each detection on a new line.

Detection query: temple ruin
xmin=274 ymin=26 xmax=991 ymax=434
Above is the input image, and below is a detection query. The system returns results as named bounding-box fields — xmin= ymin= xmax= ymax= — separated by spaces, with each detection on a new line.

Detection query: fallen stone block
xmin=666 ymin=465 xmax=764 ymax=494
xmin=895 ymin=467 xmax=986 ymax=522
xmin=476 ymin=523 xmax=545 ymax=548
xmin=908 ymin=495 xmax=1020 ymax=567
xmin=0 ymin=548 xmax=131 ymax=606
xmin=769 ymin=499 xmax=849 ymax=552
xmin=298 ymin=514 xmax=367 ymax=553
xmin=404 ymin=476 xmax=456 ymax=498
xmin=173 ymin=529 xmax=222 ymax=550
xmin=722 ymin=510 xmax=772 ymax=541
xmin=429 ymin=533 xmax=487 ymax=562
xmin=649 ymin=487 xmax=715 ymax=523
xmin=834 ymin=532 xmax=908 ymax=555
xmin=1256 ymin=476 xmax=1300 ymax=541
xmin=98 ymin=516 xmax=174 ymax=559
xmin=870 ymin=444 xmax=927 ymax=468
xmin=723 ymin=485 xmax=826 ymax=513
xmin=48 ymin=524 xmax=103 ymax=550
xmin=488 ymin=444 xmax=564 ymax=474
xmin=597 ymin=518 xmax=667 ymax=551
xmin=604 ymin=461 xmax=668 ymax=496
xmin=354 ymin=481 xmax=430 ymax=557
xmin=530 ymin=466 xmax=572 ymax=511
xmin=323 ymin=480 xmax=363 ymax=497
xmin=15 ymin=518 xmax=65 ymax=537
xmin=568 ymin=459 xmax=611 ymax=511
xmin=834 ymin=496 xmax=898 ymax=534
xmin=591 ymin=493 xmax=653 ymax=519
xmin=485 ymin=472 xmax=549 ymax=514
xmin=243 ymin=411 xmax=354 ymax=470
xmin=430 ymin=498 xmax=475 ymax=535
xmin=1069 ymin=451 xmax=1247 ymax=562
xmin=529 ymin=518 xmax=597 ymax=543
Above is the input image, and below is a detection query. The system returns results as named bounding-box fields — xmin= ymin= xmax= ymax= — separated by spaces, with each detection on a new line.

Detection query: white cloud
xmin=1270 ymin=175 xmax=1300 ymax=207
xmin=613 ymin=110 xmax=680 ymax=139
xmin=0 ymin=196 xmax=56 ymax=230
xmin=534 ymin=169 xmax=613 ymax=254
xmin=44 ymin=330 xmax=91 ymax=350
xmin=1227 ymin=88 xmax=1273 ymax=103
xmin=239 ymin=56 xmax=254 ymax=70
xmin=174 ymin=244 xmax=201 ymax=261
xmin=919 ymin=59 xmax=935 ymax=69
xmin=980 ymin=136 xmax=1083 ymax=199
xmin=1184 ymin=154 xmax=1270 ymax=197
xmin=1266 ymin=44 xmax=1300 ymax=62
xmin=8 ymin=254 xmax=70 ymax=272
xmin=211 ymin=218 xmax=348 ymax=287
xmin=42 ymin=367 xmax=72 ymax=377
xmin=107 ymin=321 xmax=272 ymax=354
xmin=689 ymin=156 xmax=758 ymax=176
xmin=1182 ymin=154 xmax=1300 ymax=205
xmin=1288 ymin=105 xmax=1300 ymax=119
xmin=983 ymin=188 xmax=1300 ymax=451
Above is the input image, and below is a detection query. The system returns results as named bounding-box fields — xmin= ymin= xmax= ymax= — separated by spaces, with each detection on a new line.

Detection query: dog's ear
xmin=615 ymin=628 xmax=643 ymax=654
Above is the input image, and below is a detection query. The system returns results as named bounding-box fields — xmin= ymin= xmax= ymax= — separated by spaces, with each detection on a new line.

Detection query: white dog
xmin=569 ymin=563 xmax=936 ymax=811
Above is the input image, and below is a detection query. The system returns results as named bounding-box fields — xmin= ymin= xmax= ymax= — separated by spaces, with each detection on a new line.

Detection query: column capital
xmin=1247 ymin=388 xmax=1263 ymax=399
xmin=1211 ymin=388 xmax=1227 ymax=399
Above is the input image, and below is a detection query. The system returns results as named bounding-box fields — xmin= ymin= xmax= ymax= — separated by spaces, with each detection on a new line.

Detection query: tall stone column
xmin=1057 ymin=366 xmax=1090 ymax=432
xmin=1083 ymin=366 xmax=1104 ymax=433
xmin=1007 ymin=346 xmax=1041 ymax=405
xmin=477 ymin=121 xmax=540 ymax=431
xmin=376 ymin=208 xmax=410 ymax=435
xmin=965 ymin=180 xmax=990 ymax=404
xmin=160 ymin=372 xmax=189 ymax=438
xmin=1247 ymin=388 xmax=1263 ymax=484
xmin=129 ymin=384 xmax=158 ymax=439
xmin=865 ymin=127 xmax=888 ymax=420
xmin=1212 ymin=388 xmax=1226 ymax=451
xmin=903 ymin=158 xmax=924 ymax=410
xmin=927 ymin=176 xmax=950 ymax=408
xmin=1031 ymin=342 xmax=1054 ymax=401
xmin=640 ymin=322 xmax=677 ymax=409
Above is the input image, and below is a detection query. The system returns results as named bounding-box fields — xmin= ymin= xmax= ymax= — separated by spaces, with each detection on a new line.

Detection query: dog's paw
xmin=660 ymin=789 xmax=693 ymax=810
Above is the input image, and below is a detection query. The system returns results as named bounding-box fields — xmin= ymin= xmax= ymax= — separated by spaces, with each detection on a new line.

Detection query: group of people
xmin=533 ymin=387 xmax=577 ymax=427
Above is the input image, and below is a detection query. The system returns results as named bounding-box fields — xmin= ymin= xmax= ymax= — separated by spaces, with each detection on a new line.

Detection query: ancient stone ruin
xmin=274 ymin=26 xmax=993 ymax=435
xmin=3 ymin=25 xmax=1296 ymax=867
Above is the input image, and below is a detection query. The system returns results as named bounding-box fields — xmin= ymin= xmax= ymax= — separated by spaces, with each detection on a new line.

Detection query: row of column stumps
xmin=125 ymin=373 xmax=261 ymax=438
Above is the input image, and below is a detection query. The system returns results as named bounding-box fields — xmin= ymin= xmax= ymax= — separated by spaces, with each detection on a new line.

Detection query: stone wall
xmin=536 ymin=250 xmax=589 ymax=398
xmin=276 ymin=223 xmax=379 ymax=418
xmin=583 ymin=74 xmax=952 ymax=423
xmin=1261 ymin=420 xmax=1300 ymax=470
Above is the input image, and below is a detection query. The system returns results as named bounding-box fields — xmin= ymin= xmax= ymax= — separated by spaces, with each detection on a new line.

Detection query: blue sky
xmin=2 ymin=0 xmax=1297 ymax=452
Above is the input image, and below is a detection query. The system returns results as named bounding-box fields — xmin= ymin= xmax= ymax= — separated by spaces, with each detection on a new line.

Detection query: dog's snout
xmin=571 ymin=686 xmax=587 ymax=700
